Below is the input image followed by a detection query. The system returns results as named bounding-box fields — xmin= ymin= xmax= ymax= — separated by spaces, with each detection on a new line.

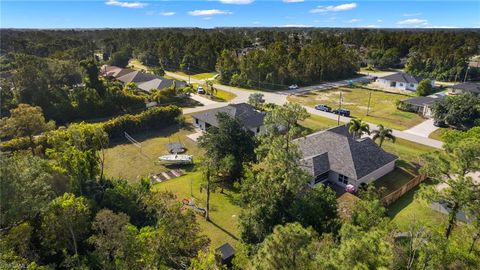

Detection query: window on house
xmin=410 ymin=84 xmax=415 ymax=88
xmin=195 ymin=118 xmax=199 ymax=124
xmin=399 ymin=83 xmax=404 ymax=86
xmin=338 ymin=174 xmax=348 ymax=185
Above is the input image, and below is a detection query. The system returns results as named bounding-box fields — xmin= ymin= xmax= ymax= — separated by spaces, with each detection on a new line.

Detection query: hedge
xmin=0 ymin=105 xmax=182 ymax=152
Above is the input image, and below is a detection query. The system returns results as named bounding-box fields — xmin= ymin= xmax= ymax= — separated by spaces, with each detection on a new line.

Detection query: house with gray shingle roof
xmin=376 ymin=72 xmax=434 ymax=92
xmin=448 ymin=82 xmax=480 ymax=96
xmin=296 ymin=125 xmax=398 ymax=188
xmin=101 ymin=65 xmax=186 ymax=92
xmin=192 ymin=103 xmax=265 ymax=136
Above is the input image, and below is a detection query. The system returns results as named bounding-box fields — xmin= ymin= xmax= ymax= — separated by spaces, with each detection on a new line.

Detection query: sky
xmin=1 ymin=0 xmax=479 ymax=29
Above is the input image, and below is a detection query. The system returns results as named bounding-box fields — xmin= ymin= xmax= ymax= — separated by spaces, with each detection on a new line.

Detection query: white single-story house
xmin=398 ymin=94 xmax=445 ymax=118
xmin=192 ymin=103 xmax=266 ymax=136
xmin=296 ymin=125 xmax=398 ymax=188
xmin=376 ymin=72 xmax=434 ymax=92
xmin=448 ymin=82 xmax=480 ymax=96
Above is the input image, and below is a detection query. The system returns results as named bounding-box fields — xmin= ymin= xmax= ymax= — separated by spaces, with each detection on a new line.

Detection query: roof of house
xmin=137 ymin=78 xmax=186 ymax=92
xmin=401 ymin=96 xmax=439 ymax=106
xmin=117 ymin=70 xmax=158 ymax=84
xmin=192 ymin=103 xmax=265 ymax=129
xmin=380 ymin=72 xmax=424 ymax=84
xmin=450 ymin=82 xmax=480 ymax=94
xmin=296 ymin=125 xmax=398 ymax=180
xmin=215 ymin=243 xmax=235 ymax=261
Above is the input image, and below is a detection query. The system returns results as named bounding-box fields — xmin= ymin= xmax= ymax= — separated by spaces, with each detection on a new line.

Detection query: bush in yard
xmin=416 ymin=79 xmax=433 ymax=96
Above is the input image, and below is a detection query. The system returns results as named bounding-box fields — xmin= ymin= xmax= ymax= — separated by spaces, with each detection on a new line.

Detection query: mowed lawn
xmin=298 ymin=114 xmax=342 ymax=133
xmin=287 ymin=87 xmax=423 ymax=130
xmin=103 ymin=123 xmax=203 ymax=182
xmin=103 ymin=122 xmax=242 ymax=248
xmin=153 ymin=170 xmax=242 ymax=248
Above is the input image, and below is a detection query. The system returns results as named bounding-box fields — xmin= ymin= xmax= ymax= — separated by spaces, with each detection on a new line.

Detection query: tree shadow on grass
xmin=209 ymin=219 xmax=240 ymax=242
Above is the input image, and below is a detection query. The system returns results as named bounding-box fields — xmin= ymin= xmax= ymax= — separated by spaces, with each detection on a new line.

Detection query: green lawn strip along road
xmin=287 ymin=86 xmax=423 ymax=130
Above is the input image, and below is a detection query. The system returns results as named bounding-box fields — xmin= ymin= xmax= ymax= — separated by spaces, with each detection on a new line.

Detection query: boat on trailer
xmin=158 ymin=154 xmax=193 ymax=165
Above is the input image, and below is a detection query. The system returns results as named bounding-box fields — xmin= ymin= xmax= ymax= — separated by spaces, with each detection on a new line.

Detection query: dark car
xmin=332 ymin=108 xmax=351 ymax=117
xmin=433 ymin=119 xmax=447 ymax=128
xmin=314 ymin=104 xmax=332 ymax=112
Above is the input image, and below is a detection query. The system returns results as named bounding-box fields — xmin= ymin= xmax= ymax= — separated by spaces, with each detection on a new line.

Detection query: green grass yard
xmin=152 ymin=170 xmax=241 ymax=248
xmin=103 ymin=123 xmax=203 ymax=182
xmin=298 ymin=114 xmax=342 ymax=133
xmin=287 ymin=87 xmax=423 ymax=130
xmin=428 ymin=127 xmax=450 ymax=141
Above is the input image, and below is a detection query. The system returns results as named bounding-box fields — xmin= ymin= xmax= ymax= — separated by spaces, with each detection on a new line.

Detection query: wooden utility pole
xmin=366 ymin=90 xmax=372 ymax=116
xmin=337 ymin=88 xmax=343 ymax=125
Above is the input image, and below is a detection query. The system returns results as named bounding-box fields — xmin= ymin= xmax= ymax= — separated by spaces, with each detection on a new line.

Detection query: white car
xmin=288 ymin=84 xmax=299 ymax=90
xmin=197 ymin=86 xmax=205 ymax=94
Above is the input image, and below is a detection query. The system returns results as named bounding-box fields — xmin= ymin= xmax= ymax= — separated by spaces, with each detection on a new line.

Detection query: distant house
xmin=398 ymin=94 xmax=444 ymax=118
xmin=448 ymin=82 xmax=480 ymax=96
xmin=192 ymin=103 xmax=265 ymax=136
xmin=376 ymin=72 xmax=434 ymax=92
xmin=100 ymin=65 xmax=185 ymax=92
xmin=296 ymin=125 xmax=398 ymax=188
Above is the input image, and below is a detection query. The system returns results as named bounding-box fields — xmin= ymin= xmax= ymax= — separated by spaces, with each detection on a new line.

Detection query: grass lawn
xmin=375 ymin=166 xmax=416 ymax=195
xmin=152 ymin=170 xmax=241 ymax=249
xmin=129 ymin=59 xmax=150 ymax=72
xmin=287 ymin=86 xmax=423 ymax=130
xmin=298 ymin=114 xmax=342 ymax=133
xmin=103 ymin=122 xmax=203 ymax=182
xmin=170 ymin=71 xmax=217 ymax=80
xmin=191 ymin=82 xmax=236 ymax=102
xmin=381 ymin=137 xmax=437 ymax=165
xmin=428 ymin=127 xmax=449 ymax=141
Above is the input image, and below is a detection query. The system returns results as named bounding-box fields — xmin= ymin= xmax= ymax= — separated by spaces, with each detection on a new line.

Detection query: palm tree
xmin=372 ymin=124 xmax=395 ymax=148
xmin=348 ymin=119 xmax=370 ymax=139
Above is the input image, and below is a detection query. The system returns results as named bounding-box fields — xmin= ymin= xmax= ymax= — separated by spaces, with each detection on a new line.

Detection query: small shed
xmin=215 ymin=243 xmax=235 ymax=266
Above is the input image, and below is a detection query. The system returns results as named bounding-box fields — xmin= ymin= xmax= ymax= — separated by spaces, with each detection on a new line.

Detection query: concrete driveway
xmin=404 ymin=119 xmax=439 ymax=138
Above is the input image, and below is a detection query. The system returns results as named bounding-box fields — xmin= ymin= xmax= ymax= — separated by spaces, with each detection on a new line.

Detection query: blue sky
xmin=1 ymin=1 xmax=479 ymax=29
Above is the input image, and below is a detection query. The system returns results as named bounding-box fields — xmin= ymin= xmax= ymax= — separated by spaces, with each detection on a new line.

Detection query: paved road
xmin=167 ymin=71 xmax=443 ymax=149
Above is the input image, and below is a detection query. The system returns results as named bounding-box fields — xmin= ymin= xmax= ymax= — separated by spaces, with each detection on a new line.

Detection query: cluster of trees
xmin=431 ymin=93 xmax=480 ymax=129
xmin=216 ymin=41 xmax=358 ymax=89
xmin=1 ymin=118 xmax=209 ymax=269
xmin=194 ymin=102 xmax=479 ymax=269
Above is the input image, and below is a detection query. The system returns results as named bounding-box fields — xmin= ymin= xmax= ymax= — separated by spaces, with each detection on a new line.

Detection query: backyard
xmin=103 ymin=121 xmax=203 ymax=182
xmin=287 ymin=86 xmax=424 ymax=130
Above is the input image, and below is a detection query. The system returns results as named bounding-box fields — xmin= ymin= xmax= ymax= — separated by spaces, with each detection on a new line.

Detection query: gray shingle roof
xmin=296 ymin=125 xmax=398 ymax=180
xmin=401 ymin=96 xmax=439 ymax=106
xmin=300 ymin=152 xmax=330 ymax=176
xmin=137 ymin=78 xmax=186 ymax=92
xmin=192 ymin=103 xmax=265 ymax=129
xmin=451 ymin=82 xmax=480 ymax=94
xmin=117 ymin=70 xmax=158 ymax=84
xmin=380 ymin=72 xmax=424 ymax=84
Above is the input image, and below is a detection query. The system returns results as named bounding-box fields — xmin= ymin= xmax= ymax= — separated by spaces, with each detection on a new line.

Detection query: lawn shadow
xmin=387 ymin=185 xmax=418 ymax=218
xmin=209 ymin=219 xmax=240 ymax=241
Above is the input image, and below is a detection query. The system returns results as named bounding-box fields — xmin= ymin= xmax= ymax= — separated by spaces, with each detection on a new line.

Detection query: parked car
xmin=433 ymin=119 xmax=447 ymax=127
xmin=314 ymin=104 xmax=332 ymax=112
xmin=332 ymin=108 xmax=351 ymax=117
xmin=288 ymin=84 xmax=299 ymax=90
xmin=197 ymin=86 xmax=205 ymax=94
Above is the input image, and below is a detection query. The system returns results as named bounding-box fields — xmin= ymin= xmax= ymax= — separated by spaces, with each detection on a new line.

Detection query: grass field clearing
xmin=287 ymin=86 xmax=423 ymax=130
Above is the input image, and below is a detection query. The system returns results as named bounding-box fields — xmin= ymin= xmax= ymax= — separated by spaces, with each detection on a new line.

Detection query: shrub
xmin=416 ymin=79 xmax=433 ymax=96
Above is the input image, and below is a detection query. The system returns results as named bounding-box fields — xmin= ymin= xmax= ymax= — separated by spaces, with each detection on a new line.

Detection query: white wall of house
xmin=356 ymin=160 xmax=397 ymax=187
xmin=193 ymin=118 xmax=207 ymax=131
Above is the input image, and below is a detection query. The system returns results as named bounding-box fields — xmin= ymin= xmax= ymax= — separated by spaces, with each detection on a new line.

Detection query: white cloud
xmin=280 ymin=24 xmax=312 ymax=27
xmin=359 ymin=25 xmax=378 ymax=28
xmin=283 ymin=0 xmax=304 ymax=3
xmin=397 ymin=18 xmax=428 ymax=25
xmin=105 ymin=0 xmax=146 ymax=8
xmin=160 ymin=12 xmax=175 ymax=16
xmin=403 ymin=12 xmax=422 ymax=17
xmin=377 ymin=19 xmax=383 ymax=23
xmin=311 ymin=3 xmax=357 ymax=13
xmin=219 ymin=0 xmax=254 ymax=4
xmin=347 ymin=18 xmax=360 ymax=23
xmin=188 ymin=9 xmax=233 ymax=16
